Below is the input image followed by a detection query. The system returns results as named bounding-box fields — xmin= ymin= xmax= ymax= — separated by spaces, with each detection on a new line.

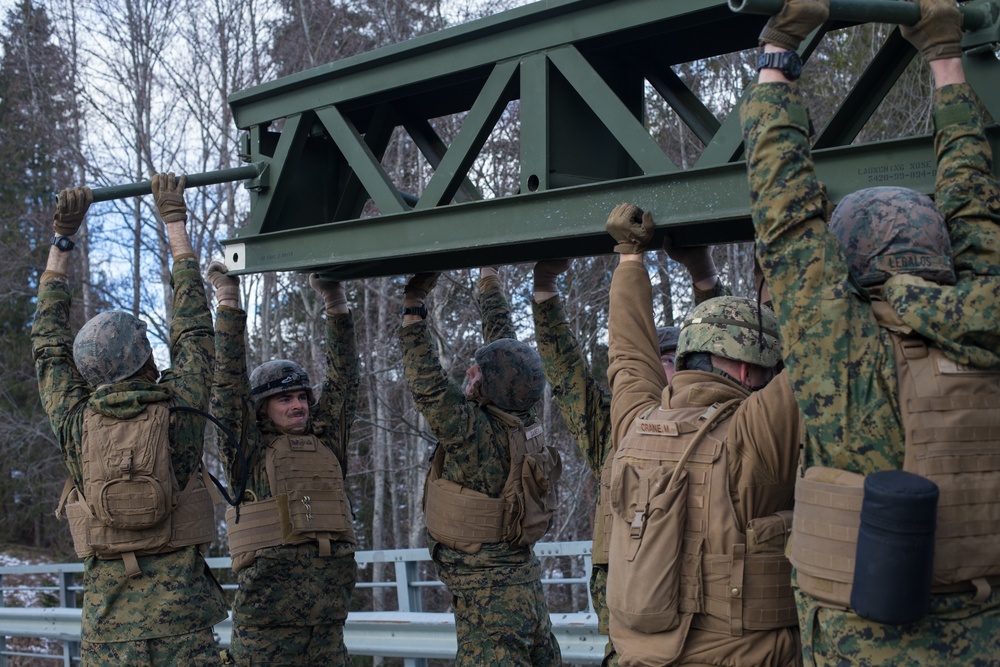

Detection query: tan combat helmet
xmin=73 ymin=311 xmax=153 ymax=387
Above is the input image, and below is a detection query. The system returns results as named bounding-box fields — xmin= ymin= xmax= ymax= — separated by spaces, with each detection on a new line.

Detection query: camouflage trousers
xmin=225 ymin=621 xmax=349 ymax=666
xmin=452 ymin=579 xmax=561 ymax=667
xmin=80 ymin=628 xmax=219 ymax=666
xmin=795 ymin=581 xmax=1000 ymax=666
xmin=591 ymin=564 xmax=619 ymax=667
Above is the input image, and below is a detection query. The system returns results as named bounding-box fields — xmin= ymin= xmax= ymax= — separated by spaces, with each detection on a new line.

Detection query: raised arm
xmin=478 ymin=267 xmax=517 ymax=344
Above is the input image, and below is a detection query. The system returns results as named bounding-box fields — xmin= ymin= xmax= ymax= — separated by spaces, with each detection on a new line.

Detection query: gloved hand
xmin=478 ymin=266 xmax=500 ymax=293
xmin=533 ymin=259 xmax=570 ymax=293
xmin=309 ymin=273 xmax=347 ymax=311
xmin=900 ymin=0 xmax=962 ymax=62
xmin=151 ymin=172 xmax=187 ymax=224
xmin=759 ymin=0 xmax=830 ymax=52
xmin=207 ymin=260 xmax=239 ymax=306
xmin=53 ymin=187 xmax=93 ymax=237
xmin=404 ymin=272 xmax=439 ymax=308
xmin=606 ymin=203 xmax=655 ymax=254
xmin=662 ymin=235 xmax=717 ymax=284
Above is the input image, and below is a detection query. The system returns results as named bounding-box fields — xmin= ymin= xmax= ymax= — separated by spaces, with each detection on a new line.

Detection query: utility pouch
xmin=608 ymin=462 xmax=688 ymax=633
xmin=851 ymin=470 xmax=938 ymax=625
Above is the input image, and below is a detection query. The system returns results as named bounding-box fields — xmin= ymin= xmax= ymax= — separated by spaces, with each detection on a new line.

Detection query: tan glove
xmin=151 ymin=172 xmax=187 ymax=223
xmin=309 ymin=273 xmax=347 ymax=311
xmin=900 ymin=0 xmax=962 ymax=62
xmin=759 ymin=0 xmax=830 ymax=51
xmin=207 ymin=260 xmax=239 ymax=306
xmin=53 ymin=187 xmax=93 ymax=237
xmin=533 ymin=259 xmax=570 ymax=292
xmin=606 ymin=203 xmax=655 ymax=254
xmin=662 ymin=235 xmax=717 ymax=284
xmin=404 ymin=272 xmax=440 ymax=308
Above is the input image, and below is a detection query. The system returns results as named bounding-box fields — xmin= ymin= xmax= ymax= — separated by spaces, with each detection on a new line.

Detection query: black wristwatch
xmin=757 ymin=50 xmax=803 ymax=81
xmin=51 ymin=235 xmax=75 ymax=252
xmin=402 ymin=304 xmax=427 ymax=319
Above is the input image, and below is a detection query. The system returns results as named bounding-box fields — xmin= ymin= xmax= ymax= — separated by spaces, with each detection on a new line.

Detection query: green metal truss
xmin=221 ymin=0 xmax=1000 ymax=278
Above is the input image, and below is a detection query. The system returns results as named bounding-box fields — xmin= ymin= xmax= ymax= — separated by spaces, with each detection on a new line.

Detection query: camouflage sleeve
xmin=316 ymin=313 xmax=360 ymax=473
xmin=30 ymin=273 xmax=90 ymax=480
xmin=932 ymin=83 xmax=1000 ymax=277
xmin=160 ymin=257 xmax=215 ymax=486
xmin=478 ymin=275 xmax=517 ymax=343
xmin=211 ymin=306 xmax=254 ymax=487
xmin=399 ymin=320 xmax=502 ymax=483
xmin=741 ymin=82 xmax=903 ymax=474
xmin=693 ymin=277 xmax=732 ymax=305
xmin=532 ymin=295 xmax=612 ymax=477
xmin=607 ymin=261 xmax=665 ymax=450
xmin=162 ymin=256 xmax=214 ymax=411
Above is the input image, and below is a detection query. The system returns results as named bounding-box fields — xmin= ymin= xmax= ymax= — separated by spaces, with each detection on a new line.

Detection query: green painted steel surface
xmin=223 ymin=0 xmax=1000 ymax=278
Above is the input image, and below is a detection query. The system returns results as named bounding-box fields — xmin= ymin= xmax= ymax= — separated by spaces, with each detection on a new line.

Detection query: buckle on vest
xmin=630 ymin=509 xmax=645 ymax=539
xmin=301 ymin=495 xmax=313 ymax=521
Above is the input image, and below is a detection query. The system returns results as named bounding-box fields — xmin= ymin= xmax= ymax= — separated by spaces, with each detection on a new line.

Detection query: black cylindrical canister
xmin=850 ymin=469 xmax=939 ymax=625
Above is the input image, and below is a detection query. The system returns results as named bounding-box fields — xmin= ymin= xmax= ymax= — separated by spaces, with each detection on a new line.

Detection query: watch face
xmin=52 ymin=236 xmax=75 ymax=251
xmin=784 ymin=54 xmax=803 ymax=79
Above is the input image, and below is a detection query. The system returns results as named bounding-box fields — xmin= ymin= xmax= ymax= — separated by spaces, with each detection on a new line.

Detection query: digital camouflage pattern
xmin=81 ymin=627 xmax=219 ymax=666
xmin=474 ymin=338 xmax=545 ymax=412
xmin=73 ymin=310 xmax=153 ymax=387
xmin=742 ymin=80 xmax=1000 ymax=665
xmin=248 ymin=358 xmax=314 ymax=410
xmin=400 ymin=279 xmax=560 ymax=665
xmin=211 ymin=307 xmax=359 ymax=665
xmin=675 ymin=295 xmax=782 ymax=370
xmin=829 ymin=186 xmax=956 ymax=287
xmin=452 ymin=579 xmax=561 ymax=667
xmin=528 ymin=276 xmax=729 ymax=667
xmin=31 ymin=257 xmax=227 ymax=653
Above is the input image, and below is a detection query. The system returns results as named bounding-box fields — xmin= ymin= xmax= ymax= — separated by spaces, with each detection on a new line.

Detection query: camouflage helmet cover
xmin=250 ymin=359 xmax=314 ymax=411
xmin=656 ymin=326 xmax=681 ymax=355
xmin=473 ymin=338 xmax=545 ymax=413
xmin=73 ymin=311 xmax=152 ymax=387
xmin=829 ymin=186 xmax=955 ymax=287
xmin=676 ymin=296 xmax=781 ymax=370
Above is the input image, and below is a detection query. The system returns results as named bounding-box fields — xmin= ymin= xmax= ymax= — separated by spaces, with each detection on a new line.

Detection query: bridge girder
xmin=224 ymin=0 xmax=1000 ymax=278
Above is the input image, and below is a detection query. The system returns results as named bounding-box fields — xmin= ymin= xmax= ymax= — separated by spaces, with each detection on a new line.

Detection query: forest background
xmin=0 ymin=0 xmax=939 ymax=630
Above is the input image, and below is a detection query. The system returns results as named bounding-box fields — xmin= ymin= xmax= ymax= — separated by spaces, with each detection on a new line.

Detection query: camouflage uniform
xmin=31 ymin=256 xmax=227 ymax=666
xmin=607 ymin=261 xmax=802 ymax=666
xmin=399 ymin=279 xmax=561 ymax=667
xmin=211 ymin=306 xmax=359 ymax=666
xmin=742 ymin=81 xmax=1000 ymax=665
xmin=529 ymin=275 xmax=729 ymax=666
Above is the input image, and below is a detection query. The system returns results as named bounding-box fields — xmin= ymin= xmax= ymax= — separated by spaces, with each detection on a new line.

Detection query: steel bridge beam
xmin=223 ymin=0 xmax=1000 ymax=278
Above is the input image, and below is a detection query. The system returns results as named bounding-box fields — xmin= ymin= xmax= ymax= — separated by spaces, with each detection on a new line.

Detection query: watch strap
xmin=402 ymin=304 xmax=427 ymax=318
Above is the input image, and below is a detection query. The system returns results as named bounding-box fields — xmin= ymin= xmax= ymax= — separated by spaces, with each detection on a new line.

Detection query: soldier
xmin=741 ymin=0 xmax=1000 ymax=663
xmin=604 ymin=203 xmax=802 ymax=666
xmin=31 ymin=175 xmax=228 ymax=665
xmin=529 ymin=244 xmax=729 ymax=667
xmin=656 ymin=326 xmax=681 ymax=384
xmin=207 ymin=265 xmax=359 ymax=666
xmin=399 ymin=270 xmax=562 ymax=666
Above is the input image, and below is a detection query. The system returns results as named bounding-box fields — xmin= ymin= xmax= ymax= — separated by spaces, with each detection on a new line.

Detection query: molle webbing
xmin=892 ymin=334 xmax=1000 ymax=587
xmin=423 ymin=407 xmax=558 ymax=554
xmin=423 ymin=465 xmax=508 ymax=549
xmin=58 ymin=404 xmax=216 ymax=575
xmin=609 ymin=397 xmax=796 ymax=665
xmin=788 ymin=467 xmax=863 ymax=609
xmin=225 ymin=433 xmax=355 ymax=571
